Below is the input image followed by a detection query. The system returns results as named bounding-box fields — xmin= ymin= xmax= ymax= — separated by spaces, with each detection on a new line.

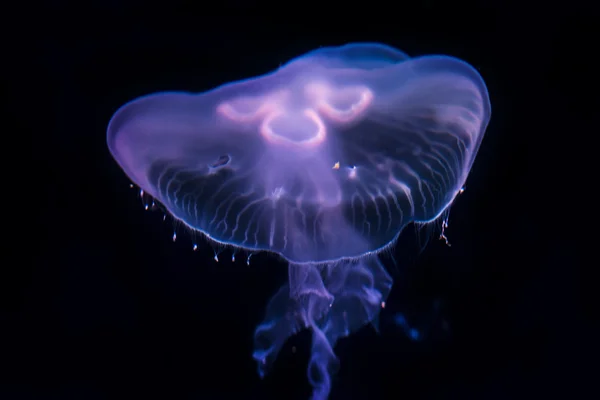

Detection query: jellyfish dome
xmin=107 ymin=43 xmax=490 ymax=399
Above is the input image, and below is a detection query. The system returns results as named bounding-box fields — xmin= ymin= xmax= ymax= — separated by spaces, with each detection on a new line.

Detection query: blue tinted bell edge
xmin=107 ymin=42 xmax=491 ymax=399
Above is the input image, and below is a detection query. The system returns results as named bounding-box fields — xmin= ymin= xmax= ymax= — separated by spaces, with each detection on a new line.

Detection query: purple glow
xmin=107 ymin=43 xmax=490 ymax=399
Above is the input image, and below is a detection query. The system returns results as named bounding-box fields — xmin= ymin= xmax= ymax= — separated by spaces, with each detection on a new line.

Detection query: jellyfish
xmin=107 ymin=43 xmax=490 ymax=399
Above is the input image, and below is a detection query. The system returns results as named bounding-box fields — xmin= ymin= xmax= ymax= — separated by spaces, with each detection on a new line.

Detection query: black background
xmin=3 ymin=3 xmax=588 ymax=399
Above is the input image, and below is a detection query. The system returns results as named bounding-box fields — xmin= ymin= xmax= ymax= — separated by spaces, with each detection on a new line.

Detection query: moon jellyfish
xmin=107 ymin=43 xmax=490 ymax=399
